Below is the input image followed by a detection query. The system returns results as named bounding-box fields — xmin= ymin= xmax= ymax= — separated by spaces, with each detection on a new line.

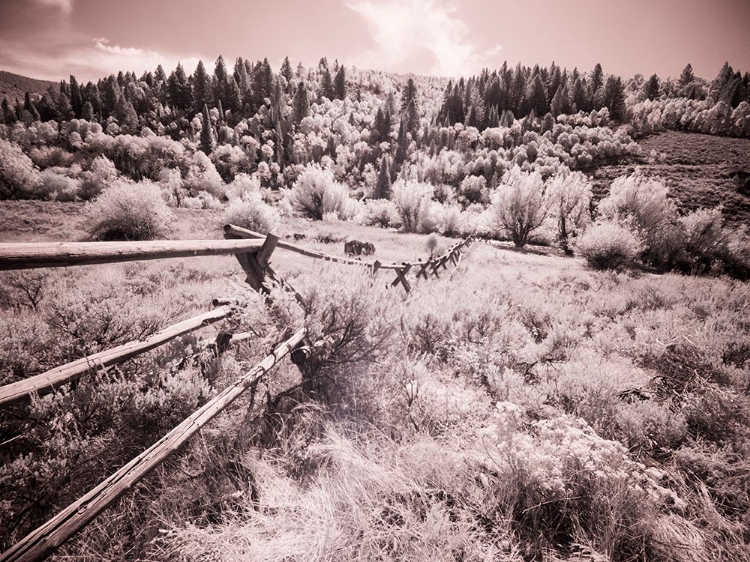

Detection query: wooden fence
xmin=0 ymin=229 xmax=474 ymax=562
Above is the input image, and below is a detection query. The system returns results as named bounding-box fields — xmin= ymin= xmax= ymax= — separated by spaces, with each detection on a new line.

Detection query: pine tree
xmin=70 ymin=75 xmax=83 ymax=118
xmin=252 ymin=58 xmax=273 ymax=111
xmin=57 ymin=92 xmax=74 ymax=121
xmin=81 ymin=101 xmax=95 ymax=121
xmin=591 ymin=63 xmax=604 ymax=95
xmin=192 ymin=60 xmax=213 ymax=114
xmin=711 ymin=62 xmax=733 ymax=99
xmin=374 ymin=156 xmax=392 ymax=199
xmin=571 ymin=76 xmax=589 ymax=112
xmin=394 ymin=118 xmax=408 ymax=166
xmin=292 ymin=81 xmax=310 ymax=124
xmin=643 ymin=74 xmax=660 ymax=101
xmin=320 ymin=66 xmax=334 ymax=100
xmin=602 ymin=76 xmax=626 ymax=121
xmin=371 ymin=107 xmax=385 ymax=144
xmin=550 ymin=83 xmax=572 ymax=116
xmin=102 ymin=77 xmax=120 ymax=119
xmin=114 ymin=94 xmax=138 ymax=132
xmin=280 ymin=56 xmax=294 ymax=84
xmin=213 ymin=55 xmax=229 ymax=111
xmin=526 ymin=74 xmax=548 ymax=117
xmin=200 ymin=104 xmax=214 ymax=154
xmin=678 ymin=63 xmax=695 ymax=87
xmin=400 ymin=77 xmax=419 ymax=136
xmin=334 ymin=65 xmax=346 ymax=100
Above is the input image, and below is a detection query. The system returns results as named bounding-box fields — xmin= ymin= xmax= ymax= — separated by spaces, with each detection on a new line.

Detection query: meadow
xmin=1 ymin=203 xmax=749 ymax=561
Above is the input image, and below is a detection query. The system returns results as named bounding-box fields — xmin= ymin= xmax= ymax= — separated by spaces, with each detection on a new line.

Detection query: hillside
xmin=0 ymin=70 xmax=56 ymax=102
xmin=590 ymin=131 xmax=750 ymax=223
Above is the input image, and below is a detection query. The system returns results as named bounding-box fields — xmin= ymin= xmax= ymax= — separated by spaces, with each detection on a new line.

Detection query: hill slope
xmin=0 ymin=70 xmax=57 ymax=102
xmin=590 ymin=131 xmax=750 ymax=224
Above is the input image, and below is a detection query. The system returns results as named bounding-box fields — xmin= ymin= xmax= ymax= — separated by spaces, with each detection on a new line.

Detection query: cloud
xmin=0 ymin=36 xmax=204 ymax=82
xmin=345 ymin=0 xmax=501 ymax=77
xmin=33 ymin=0 xmax=74 ymax=14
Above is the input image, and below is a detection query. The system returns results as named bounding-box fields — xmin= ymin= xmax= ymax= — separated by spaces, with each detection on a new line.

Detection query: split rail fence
xmin=0 ymin=227 xmax=474 ymax=562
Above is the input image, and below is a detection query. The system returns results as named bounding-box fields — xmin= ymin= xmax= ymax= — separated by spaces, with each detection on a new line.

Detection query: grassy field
xmin=1 ymin=203 xmax=749 ymax=561
xmin=588 ymin=130 xmax=750 ymax=224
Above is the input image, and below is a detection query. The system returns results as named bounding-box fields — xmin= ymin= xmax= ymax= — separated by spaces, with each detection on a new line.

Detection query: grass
xmin=589 ymin=131 xmax=750 ymax=224
xmin=1 ymin=204 xmax=749 ymax=561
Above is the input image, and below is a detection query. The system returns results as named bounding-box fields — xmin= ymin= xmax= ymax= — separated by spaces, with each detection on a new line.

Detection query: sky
xmin=0 ymin=0 xmax=749 ymax=83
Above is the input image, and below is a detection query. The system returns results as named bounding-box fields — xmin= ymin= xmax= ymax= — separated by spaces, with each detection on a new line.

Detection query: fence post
xmin=391 ymin=264 xmax=412 ymax=293
xmin=225 ymin=232 xmax=279 ymax=293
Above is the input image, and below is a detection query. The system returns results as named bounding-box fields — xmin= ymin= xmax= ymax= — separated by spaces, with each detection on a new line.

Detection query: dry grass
xmin=1 ymin=205 xmax=749 ymax=561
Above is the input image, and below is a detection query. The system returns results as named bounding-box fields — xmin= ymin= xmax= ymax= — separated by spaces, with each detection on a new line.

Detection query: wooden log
xmin=0 ymin=306 xmax=233 ymax=408
xmin=0 ymin=327 xmax=307 ymax=562
xmin=416 ymin=261 xmax=430 ymax=280
xmin=0 ymin=239 xmax=265 ymax=271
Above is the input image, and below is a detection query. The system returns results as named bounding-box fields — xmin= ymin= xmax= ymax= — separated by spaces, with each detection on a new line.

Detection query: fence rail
xmin=0 ymin=238 xmax=265 ymax=270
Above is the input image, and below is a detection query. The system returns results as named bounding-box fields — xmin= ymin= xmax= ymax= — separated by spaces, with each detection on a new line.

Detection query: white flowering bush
xmin=363 ymin=198 xmax=401 ymax=228
xmin=491 ymin=166 xmax=551 ymax=247
xmin=483 ymin=412 xmax=677 ymax=559
xmin=392 ymin=180 xmax=433 ymax=233
xmin=0 ymin=138 xmax=40 ymax=198
xmin=36 ymin=170 xmax=80 ymax=201
xmin=576 ymin=221 xmax=643 ymax=270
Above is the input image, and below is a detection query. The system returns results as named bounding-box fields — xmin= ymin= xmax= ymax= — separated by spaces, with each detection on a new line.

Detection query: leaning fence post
xmin=391 ymin=264 xmax=412 ymax=293
xmin=225 ymin=232 xmax=279 ymax=293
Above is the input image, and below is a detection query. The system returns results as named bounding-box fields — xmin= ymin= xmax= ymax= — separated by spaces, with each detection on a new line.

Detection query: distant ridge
xmin=0 ymin=70 xmax=58 ymax=102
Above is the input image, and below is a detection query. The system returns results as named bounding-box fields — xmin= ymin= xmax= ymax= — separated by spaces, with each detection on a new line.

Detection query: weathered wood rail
xmin=0 ymin=238 xmax=264 ymax=270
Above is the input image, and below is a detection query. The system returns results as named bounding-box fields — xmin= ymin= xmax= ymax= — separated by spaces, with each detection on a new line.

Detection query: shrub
xmin=222 ymin=192 xmax=280 ymax=234
xmin=597 ymin=172 xmax=682 ymax=268
xmin=576 ymin=221 xmax=643 ymax=270
xmin=0 ymin=138 xmax=40 ymax=198
xmin=491 ymin=166 xmax=550 ymax=247
xmin=85 ymin=180 xmax=173 ymax=241
xmin=392 ymin=179 xmax=433 ymax=233
xmin=80 ymin=155 xmax=118 ymax=200
xmin=36 ymin=170 xmax=80 ymax=201
xmin=288 ymin=165 xmax=350 ymax=220
xmin=679 ymin=207 xmax=727 ymax=274
xmin=458 ymin=175 xmax=489 ymax=205
xmin=363 ymin=198 xmax=400 ymax=228
xmin=225 ymin=173 xmax=261 ymax=201
xmin=546 ymin=171 xmax=592 ymax=253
